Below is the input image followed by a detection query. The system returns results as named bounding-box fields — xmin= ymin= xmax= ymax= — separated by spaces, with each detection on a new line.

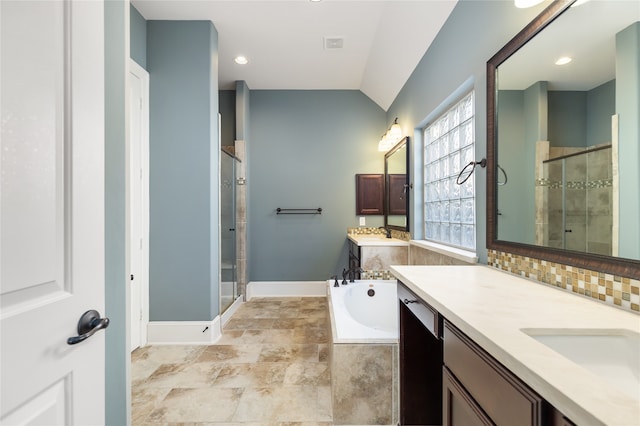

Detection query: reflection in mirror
xmin=487 ymin=0 xmax=640 ymax=278
xmin=385 ymin=137 xmax=410 ymax=231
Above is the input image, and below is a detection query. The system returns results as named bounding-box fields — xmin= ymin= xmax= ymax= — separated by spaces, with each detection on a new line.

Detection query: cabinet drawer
xmin=397 ymin=283 xmax=441 ymax=338
xmin=444 ymin=322 xmax=544 ymax=426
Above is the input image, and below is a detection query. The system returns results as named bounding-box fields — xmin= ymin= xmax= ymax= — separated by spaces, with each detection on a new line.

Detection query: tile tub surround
xmin=131 ymin=297 xmax=332 ymax=424
xmin=390 ymin=264 xmax=640 ymax=426
xmin=327 ymin=280 xmax=399 ymax=425
xmin=488 ymin=249 xmax=640 ymax=313
xmin=330 ymin=343 xmax=398 ymax=425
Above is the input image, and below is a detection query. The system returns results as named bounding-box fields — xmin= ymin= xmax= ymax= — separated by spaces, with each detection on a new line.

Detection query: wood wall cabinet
xmin=356 ymin=174 xmax=384 ymax=215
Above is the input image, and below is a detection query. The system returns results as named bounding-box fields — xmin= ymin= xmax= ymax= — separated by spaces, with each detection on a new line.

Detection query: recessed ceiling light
xmin=555 ymin=56 xmax=572 ymax=65
xmin=514 ymin=0 xmax=544 ymax=8
xmin=234 ymin=56 xmax=248 ymax=65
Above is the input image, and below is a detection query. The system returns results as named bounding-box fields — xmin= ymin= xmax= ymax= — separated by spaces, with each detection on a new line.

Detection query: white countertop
xmin=348 ymin=234 xmax=409 ymax=247
xmin=390 ymin=264 xmax=640 ymax=426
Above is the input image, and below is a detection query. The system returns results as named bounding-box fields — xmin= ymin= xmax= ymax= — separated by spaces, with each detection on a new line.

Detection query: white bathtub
xmin=327 ymin=279 xmax=399 ymax=343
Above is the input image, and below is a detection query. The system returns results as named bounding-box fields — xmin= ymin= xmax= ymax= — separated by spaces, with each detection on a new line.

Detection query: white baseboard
xmin=221 ymin=295 xmax=244 ymax=327
xmin=147 ymin=316 xmax=221 ymax=345
xmin=246 ymin=281 xmax=327 ymax=300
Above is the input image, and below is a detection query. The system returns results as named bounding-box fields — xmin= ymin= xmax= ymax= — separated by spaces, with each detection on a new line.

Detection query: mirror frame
xmin=384 ymin=136 xmax=410 ymax=232
xmin=486 ymin=0 xmax=640 ymax=279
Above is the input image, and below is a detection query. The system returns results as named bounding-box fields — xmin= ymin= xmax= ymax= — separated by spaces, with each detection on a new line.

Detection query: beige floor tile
xmin=131 ymin=386 xmax=172 ymax=424
xmin=147 ymin=388 xmax=244 ymax=423
xmin=282 ymin=362 xmax=330 ymax=386
xmin=258 ymin=344 xmax=319 ymax=363
xmin=292 ymin=328 xmax=329 ymax=344
xmin=216 ymin=330 xmax=246 ymax=344
xmin=211 ymin=362 xmax=288 ymax=387
xmin=132 ymin=297 xmax=334 ymax=425
xmin=232 ymin=386 xmax=331 ymax=422
xmin=141 ymin=362 xmax=221 ymax=389
xmin=196 ymin=345 xmax=263 ymax=363
xmin=240 ymin=329 xmax=295 ymax=344
xmin=225 ymin=318 xmax=275 ymax=330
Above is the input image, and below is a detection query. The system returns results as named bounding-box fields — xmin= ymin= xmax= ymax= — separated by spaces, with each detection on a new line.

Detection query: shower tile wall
xmin=235 ymin=140 xmax=248 ymax=298
xmin=540 ymin=146 xmax=613 ymax=256
xmin=586 ymin=148 xmax=614 ymax=255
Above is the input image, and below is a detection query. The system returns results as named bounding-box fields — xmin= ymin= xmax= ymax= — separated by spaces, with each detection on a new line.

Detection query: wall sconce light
xmin=378 ymin=118 xmax=403 ymax=152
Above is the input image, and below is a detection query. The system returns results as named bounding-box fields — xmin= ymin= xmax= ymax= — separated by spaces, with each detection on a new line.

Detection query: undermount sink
xmin=521 ymin=328 xmax=640 ymax=399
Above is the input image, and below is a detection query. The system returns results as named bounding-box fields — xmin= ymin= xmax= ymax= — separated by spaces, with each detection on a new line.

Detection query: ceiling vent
xmin=324 ymin=37 xmax=344 ymax=49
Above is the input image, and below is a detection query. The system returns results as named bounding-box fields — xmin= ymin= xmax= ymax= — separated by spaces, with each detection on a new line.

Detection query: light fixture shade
xmin=378 ymin=118 xmax=404 ymax=152
xmin=388 ymin=122 xmax=402 ymax=141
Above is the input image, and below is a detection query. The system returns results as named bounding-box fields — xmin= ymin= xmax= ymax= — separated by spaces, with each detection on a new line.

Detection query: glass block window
xmin=423 ymin=91 xmax=476 ymax=250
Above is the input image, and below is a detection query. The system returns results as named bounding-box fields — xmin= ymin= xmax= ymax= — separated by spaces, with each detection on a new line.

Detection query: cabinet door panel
xmin=443 ymin=367 xmax=494 ymax=426
xmin=444 ymin=322 xmax=544 ymax=426
xmin=356 ymin=174 xmax=384 ymax=215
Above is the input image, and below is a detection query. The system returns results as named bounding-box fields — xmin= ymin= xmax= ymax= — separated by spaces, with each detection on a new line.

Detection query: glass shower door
xmin=220 ymin=149 xmax=237 ymax=314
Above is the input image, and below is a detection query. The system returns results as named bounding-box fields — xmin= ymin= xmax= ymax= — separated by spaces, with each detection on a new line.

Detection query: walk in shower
xmin=221 ymin=147 xmax=240 ymax=313
xmin=540 ymin=145 xmax=614 ymax=256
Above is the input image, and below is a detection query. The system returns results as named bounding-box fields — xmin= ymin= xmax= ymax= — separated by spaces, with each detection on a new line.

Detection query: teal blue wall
xmin=249 ymin=90 xmax=386 ymax=280
xmin=586 ymin=80 xmax=616 ymax=146
xmin=147 ymin=21 xmax=219 ymax=321
xmin=496 ymin=90 xmax=527 ymax=243
xmin=549 ymin=91 xmax=587 ymax=148
xmin=130 ymin=4 xmax=146 ymax=69
xmin=385 ymin=0 xmax=550 ymax=262
xmin=548 ymin=81 xmax=615 ymax=148
xmin=220 ymin=90 xmax=236 ymax=147
xmin=616 ymin=22 xmax=640 ymax=259
xmin=104 ymin=1 xmax=128 ymax=424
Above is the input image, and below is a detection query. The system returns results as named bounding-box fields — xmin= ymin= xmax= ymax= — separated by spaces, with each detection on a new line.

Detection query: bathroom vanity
xmin=348 ymin=233 xmax=408 ymax=275
xmin=393 ymin=265 xmax=640 ymax=426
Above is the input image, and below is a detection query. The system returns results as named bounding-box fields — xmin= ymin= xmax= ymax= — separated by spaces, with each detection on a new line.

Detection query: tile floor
xmin=131 ymin=297 xmax=333 ymax=425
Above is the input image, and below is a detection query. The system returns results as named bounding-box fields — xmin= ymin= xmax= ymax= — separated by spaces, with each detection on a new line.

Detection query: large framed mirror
xmin=385 ymin=136 xmax=410 ymax=231
xmin=487 ymin=0 xmax=640 ymax=279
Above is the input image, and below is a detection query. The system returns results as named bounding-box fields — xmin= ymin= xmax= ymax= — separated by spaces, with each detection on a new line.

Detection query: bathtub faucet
xmin=342 ymin=267 xmax=364 ymax=284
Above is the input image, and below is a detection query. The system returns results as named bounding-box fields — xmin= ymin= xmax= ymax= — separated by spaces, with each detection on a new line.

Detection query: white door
xmin=128 ymin=61 xmax=149 ymax=351
xmin=1 ymin=1 xmax=105 ymax=424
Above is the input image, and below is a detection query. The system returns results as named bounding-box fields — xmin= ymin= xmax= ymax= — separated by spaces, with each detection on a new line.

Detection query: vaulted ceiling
xmin=131 ymin=0 xmax=458 ymax=111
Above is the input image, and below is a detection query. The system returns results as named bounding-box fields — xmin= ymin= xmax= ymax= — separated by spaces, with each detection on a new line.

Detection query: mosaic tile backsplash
xmin=347 ymin=227 xmax=410 ymax=241
xmin=488 ymin=249 xmax=639 ymax=313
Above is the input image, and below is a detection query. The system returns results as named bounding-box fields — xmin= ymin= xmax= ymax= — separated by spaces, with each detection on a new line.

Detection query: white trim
xmin=246 ymin=281 xmax=327 ymax=300
xmin=146 ymin=317 xmax=222 ymax=345
xmin=221 ymin=295 xmax=244 ymax=327
xmin=128 ymin=58 xmax=150 ymax=349
xmin=410 ymin=240 xmax=478 ymax=264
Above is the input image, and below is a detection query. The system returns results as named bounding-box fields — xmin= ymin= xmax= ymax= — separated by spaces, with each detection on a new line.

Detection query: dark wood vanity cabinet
xmin=398 ymin=283 xmax=443 ymax=425
xmin=443 ymin=322 xmax=544 ymax=426
xmin=348 ymin=239 xmax=361 ymax=279
xmin=397 ymin=281 xmax=576 ymax=426
xmin=443 ymin=321 xmax=576 ymax=426
xmin=355 ymin=174 xmax=384 ymax=215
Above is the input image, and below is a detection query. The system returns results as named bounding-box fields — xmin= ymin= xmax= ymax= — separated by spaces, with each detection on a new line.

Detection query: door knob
xmin=67 ymin=310 xmax=110 ymax=345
